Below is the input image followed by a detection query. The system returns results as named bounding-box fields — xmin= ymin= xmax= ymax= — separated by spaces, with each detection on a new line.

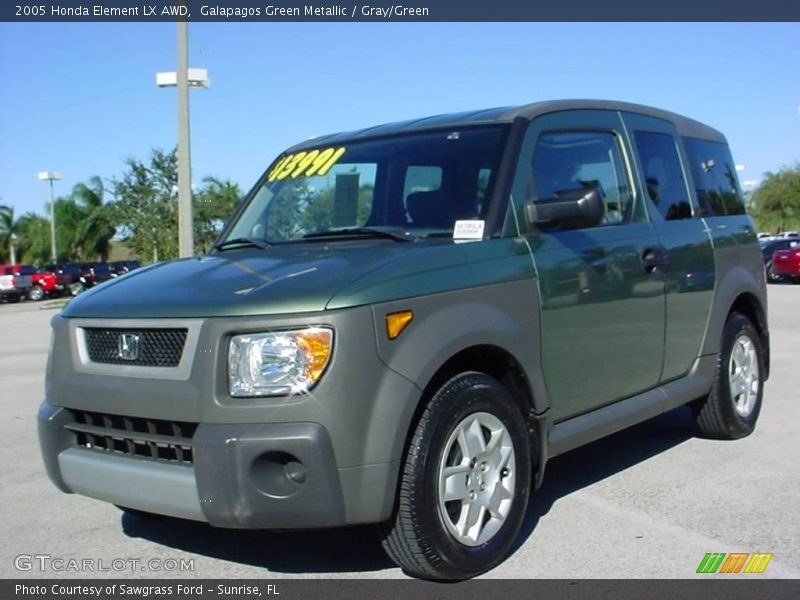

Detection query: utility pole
xmin=37 ymin=171 xmax=62 ymax=262
xmin=176 ymin=20 xmax=193 ymax=258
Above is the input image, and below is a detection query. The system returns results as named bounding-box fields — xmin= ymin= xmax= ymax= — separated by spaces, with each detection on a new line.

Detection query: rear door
xmin=623 ymin=113 xmax=716 ymax=382
xmin=512 ymin=110 xmax=665 ymax=422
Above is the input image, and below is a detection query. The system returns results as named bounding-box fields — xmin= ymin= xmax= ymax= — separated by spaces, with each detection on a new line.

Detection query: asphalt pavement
xmin=0 ymin=286 xmax=798 ymax=579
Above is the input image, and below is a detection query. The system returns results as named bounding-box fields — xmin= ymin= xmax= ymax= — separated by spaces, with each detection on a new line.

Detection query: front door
xmin=511 ymin=110 xmax=665 ymax=422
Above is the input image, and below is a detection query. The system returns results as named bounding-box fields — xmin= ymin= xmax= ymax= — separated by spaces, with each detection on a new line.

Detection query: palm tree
xmin=0 ymin=204 xmax=19 ymax=264
xmin=71 ymin=177 xmax=116 ymax=261
xmin=15 ymin=213 xmax=51 ymax=264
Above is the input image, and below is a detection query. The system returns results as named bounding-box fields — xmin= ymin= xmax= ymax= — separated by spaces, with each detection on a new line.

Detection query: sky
xmin=1 ymin=22 xmax=798 ymax=218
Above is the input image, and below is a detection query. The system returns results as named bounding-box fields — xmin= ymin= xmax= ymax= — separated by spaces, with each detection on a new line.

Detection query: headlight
xmin=228 ymin=327 xmax=333 ymax=397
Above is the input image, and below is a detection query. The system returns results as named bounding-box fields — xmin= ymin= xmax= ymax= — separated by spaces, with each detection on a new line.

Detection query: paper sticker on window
xmin=453 ymin=220 xmax=485 ymax=240
xmin=267 ymin=147 xmax=346 ymax=182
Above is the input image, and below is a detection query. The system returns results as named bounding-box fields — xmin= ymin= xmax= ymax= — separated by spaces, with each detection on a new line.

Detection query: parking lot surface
xmin=1 ymin=287 xmax=798 ymax=579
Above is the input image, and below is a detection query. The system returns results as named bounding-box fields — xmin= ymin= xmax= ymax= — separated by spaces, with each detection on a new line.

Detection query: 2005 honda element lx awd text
xmin=39 ymin=100 xmax=768 ymax=579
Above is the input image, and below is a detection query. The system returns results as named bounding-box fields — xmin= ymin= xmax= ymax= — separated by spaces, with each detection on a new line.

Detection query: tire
xmin=694 ymin=313 xmax=764 ymax=439
xmin=765 ymin=261 xmax=783 ymax=283
xmin=381 ymin=372 xmax=532 ymax=580
xmin=69 ymin=282 xmax=85 ymax=296
xmin=7 ymin=293 xmax=21 ymax=303
xmin=28 ymin=285 xmax=44 ymax=302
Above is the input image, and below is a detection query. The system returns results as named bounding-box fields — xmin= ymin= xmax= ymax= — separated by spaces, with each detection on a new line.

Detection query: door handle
xmin=642 ymin=247 xmax=669 ymax=274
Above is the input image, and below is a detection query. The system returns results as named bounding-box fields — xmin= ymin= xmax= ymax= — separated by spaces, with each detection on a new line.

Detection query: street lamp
xmin=156 ymin=23 xmax=210 ymax=258
xmin=37 ymin=171 xmax=62 ymax=262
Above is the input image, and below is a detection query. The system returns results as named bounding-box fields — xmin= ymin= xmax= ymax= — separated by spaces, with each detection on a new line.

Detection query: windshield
xmin=223 ymin=127 xmax=508 ymax=244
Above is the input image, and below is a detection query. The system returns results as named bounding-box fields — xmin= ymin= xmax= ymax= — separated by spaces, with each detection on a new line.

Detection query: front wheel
xmin=694 ymin=313 xmax=764 ymax=439
xmin=381 ymin=372 xmax=532 ymax=580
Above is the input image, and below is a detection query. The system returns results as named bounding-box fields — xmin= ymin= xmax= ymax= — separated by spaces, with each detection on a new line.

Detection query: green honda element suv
xmin=39 ymin=100 xmax=768 ymax=579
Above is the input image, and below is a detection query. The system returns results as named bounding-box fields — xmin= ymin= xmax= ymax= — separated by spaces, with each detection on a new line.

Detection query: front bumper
xmin=39 ymin=306 xmax=419 ymax=528
xmin=38 ymin=401 xmax=400 ymax=528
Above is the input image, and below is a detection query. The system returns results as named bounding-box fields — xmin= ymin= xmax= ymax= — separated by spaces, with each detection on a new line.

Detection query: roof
xmin=287 ymin=99 xmax=726 ymax=151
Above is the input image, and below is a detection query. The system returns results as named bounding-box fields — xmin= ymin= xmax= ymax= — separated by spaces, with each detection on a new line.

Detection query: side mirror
xmin=524 ymin=188 xmax=604 ymax=230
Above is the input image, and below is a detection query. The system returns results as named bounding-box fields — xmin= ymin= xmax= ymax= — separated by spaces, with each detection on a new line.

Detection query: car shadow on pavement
xmin=123 ymin=405 xmax=697 ymax=575
xmin=122 ymin=515 xmax=395 ymax=573
xmin=510 ymin=404 xmax=698 ymax=555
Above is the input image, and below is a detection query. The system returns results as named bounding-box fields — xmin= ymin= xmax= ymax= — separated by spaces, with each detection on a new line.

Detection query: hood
xmin=62 ymin=242 xmax=413 ymax=319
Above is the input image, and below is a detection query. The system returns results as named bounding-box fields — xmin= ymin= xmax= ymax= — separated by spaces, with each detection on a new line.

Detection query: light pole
xmin=37 ymin=171 xmax=62 ymax=262
xmin=156 ymin=24 xmax=209 ymax=258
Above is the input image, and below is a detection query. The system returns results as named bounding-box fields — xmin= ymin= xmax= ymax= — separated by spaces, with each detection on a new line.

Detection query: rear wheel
xmin=694 ymin=313 xmax=764 ymax=439
xmin=765 ymin=261 xmax=783 ymax=283
xmin=69 ymin=281 xmax=84 ymax=296
xmin=28 ymin=285 xmax=44 ymax=301
xmin=381 ymin=372 xmax=532 ymax=580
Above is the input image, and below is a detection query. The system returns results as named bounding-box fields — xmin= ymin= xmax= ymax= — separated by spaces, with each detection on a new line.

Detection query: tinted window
xmin=17 ymin=265 xmax=36 ymax=275
xmin=683 ymin=137 xmax=746 ymax=216
xmin=227 ymin=127 xmax=508 ymax=243
xmin=634 ymin=131 xmax=692 ymax=220
xmin=531 ymin=131 xmax=633 ymax=227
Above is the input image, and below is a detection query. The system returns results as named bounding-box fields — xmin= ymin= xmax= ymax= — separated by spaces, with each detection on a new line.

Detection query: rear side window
xmin=633 ymin=131 xmax=692 ymax=220
xmin=683 ymin=137 xmax=746 ymax=217
xmin=531 ymin=131 xmax=633 ymax=226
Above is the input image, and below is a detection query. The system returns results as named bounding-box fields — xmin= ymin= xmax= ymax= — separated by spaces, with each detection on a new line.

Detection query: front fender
xmin=371 ymin=279 xmax=547 ymax=415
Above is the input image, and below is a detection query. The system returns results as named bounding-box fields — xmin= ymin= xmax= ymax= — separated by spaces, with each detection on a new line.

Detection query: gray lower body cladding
xmin=39 ymin=305 xmax=419 ymax=528
xmin=39 ymin=402 xmax=401 ymax=528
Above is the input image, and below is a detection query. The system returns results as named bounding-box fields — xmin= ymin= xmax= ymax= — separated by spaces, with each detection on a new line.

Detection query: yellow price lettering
xmin=267 ymin=155 xmax=291 ymax=182
xmin=303 ymin=148 xmax=335 ymax=177
xmin=267 ymin=146 xmax=347 ymax=181
xmin=315 ymin=147 xmax=346 ymax=177
xmin=291 ymin=149 xmax=320 ymax=178
xmin=275 ymin=152 xmax=308 ymax=181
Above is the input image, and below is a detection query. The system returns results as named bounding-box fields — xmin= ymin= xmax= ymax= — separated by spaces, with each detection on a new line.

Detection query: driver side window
xmin=531 ymin=131 xmax=633 ymax=227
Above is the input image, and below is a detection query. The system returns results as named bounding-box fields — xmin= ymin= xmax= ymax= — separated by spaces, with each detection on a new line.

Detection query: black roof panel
xmin=285 ymin=99 xmax=726 ymax=152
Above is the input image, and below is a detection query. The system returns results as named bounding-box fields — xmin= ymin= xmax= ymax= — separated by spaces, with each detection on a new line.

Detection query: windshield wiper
xmin=302 ymin=227 xmax=413 ymax=243
xmin=213 ymin=237 xmax=272 ymax=251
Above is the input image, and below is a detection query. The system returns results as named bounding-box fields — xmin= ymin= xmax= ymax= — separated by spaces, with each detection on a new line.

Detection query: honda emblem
xmin=117 ymin=333 xmax=141 ymax=361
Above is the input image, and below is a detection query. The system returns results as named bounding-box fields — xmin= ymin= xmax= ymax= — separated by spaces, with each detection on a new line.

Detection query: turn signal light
xmin=386 ymin=311 xmax=414 ymax=340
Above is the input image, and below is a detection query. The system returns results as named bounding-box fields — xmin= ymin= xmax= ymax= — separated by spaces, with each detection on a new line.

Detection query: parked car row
xmin=757 ymin=231 xmax=799 ymax=240
xmin=0 ymin=260 xmax=140 ymax=303
xmin=759 ymin=237 xmax=800 ymax=283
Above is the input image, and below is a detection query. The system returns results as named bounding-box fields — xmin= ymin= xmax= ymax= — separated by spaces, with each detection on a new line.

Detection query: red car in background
xmin=3 ymin=264 xmax=63 ymax=301
xmin=772 ymin=245 xmax=800 ymax=283
xmin=0 ymin=265 xmax=33 ymax=302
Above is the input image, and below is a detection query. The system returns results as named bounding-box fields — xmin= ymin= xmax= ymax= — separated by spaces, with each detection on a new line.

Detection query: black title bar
xmin=3 ymin=579 xmax=800 ymax=600
xmin=3 ymin=0 xmax=800 ymax=22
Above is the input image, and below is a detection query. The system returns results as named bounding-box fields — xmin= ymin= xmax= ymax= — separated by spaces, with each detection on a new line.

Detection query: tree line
xmin=0 ymin=148 xmax=241 ymax=266
xmin=3 ymin=155 xmax=798 ymax=266
xmin=749 ymin=162 xmax=800 ymax=234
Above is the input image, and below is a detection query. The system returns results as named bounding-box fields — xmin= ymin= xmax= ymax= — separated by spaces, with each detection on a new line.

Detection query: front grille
xmin=84 ymin=328 xmax=187 ymax=367
xmin=66 ymin=409 xmax=198 ymax=464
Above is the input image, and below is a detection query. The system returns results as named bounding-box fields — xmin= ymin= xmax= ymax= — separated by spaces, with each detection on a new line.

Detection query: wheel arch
xmin=729 ymin=292 xmax=770 ymax=378
xmin=401 ymin=344 xmax=547 ymax=491
xmin=701 ymin=262 xmax=769 ymax=379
